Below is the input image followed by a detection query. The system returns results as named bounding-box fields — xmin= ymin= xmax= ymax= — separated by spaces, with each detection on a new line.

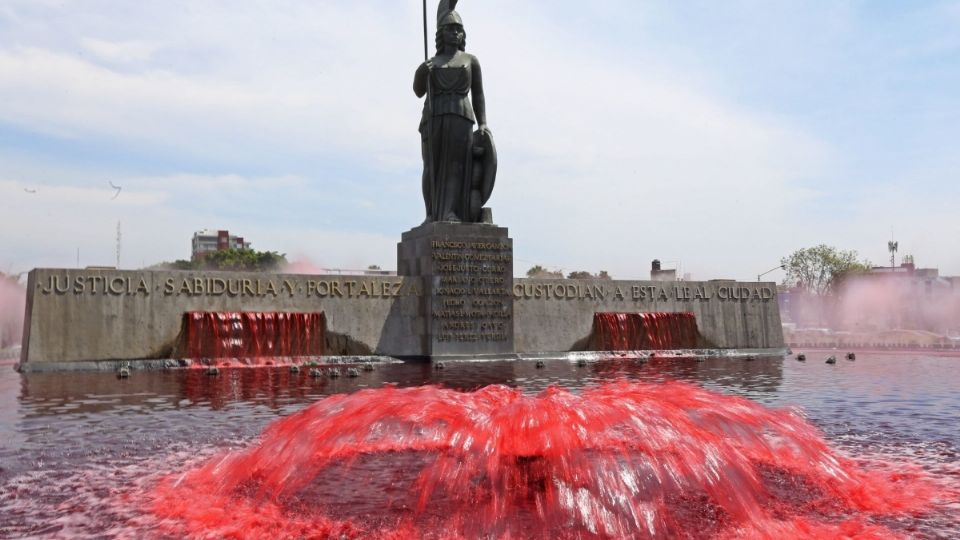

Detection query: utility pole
xmin=116 ymin=221 xmax=122 ymax=269
xmin=758 ymin=265 xmax=785 ymax=283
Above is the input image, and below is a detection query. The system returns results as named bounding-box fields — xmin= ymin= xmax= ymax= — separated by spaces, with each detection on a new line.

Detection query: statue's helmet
xmin=437 ymin=0 xmax=463 ymax=27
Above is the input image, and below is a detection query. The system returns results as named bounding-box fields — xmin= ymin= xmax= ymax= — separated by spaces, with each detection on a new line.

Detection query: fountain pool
xmin=1 ymin=353 xmax=958 ymax=538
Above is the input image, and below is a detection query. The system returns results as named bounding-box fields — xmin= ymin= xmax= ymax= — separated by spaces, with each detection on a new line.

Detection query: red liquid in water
xmin=146 ymin=380 xmax=949 ymax=539
xmin=177 ymin=311 xmax=325 ymax=360
xmin=591 ymin=312 xmax=701 ymax=350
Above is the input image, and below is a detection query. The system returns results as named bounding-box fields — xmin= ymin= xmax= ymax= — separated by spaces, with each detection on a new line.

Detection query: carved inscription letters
xmin=430 ymin=239 xmax=513 ymax=344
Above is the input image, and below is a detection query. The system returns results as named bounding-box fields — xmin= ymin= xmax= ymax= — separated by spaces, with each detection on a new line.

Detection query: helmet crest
xmin=437 ymin=0 xmax=463 ymax=27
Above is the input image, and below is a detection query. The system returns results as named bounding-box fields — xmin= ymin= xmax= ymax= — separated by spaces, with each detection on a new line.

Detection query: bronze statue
xmin=414 ymin=0 xmax=497 ymax=223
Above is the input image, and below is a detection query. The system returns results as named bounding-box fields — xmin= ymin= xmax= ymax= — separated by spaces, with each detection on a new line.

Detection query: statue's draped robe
xmin=421 ymin=65 xmax=475 ymax=222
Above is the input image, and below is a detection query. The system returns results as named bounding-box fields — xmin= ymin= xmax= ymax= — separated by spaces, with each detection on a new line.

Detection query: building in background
xmin=836 ymin=257 xmax=959 ymax=335
xmin=191 ymin=230 xmax=250 ymax=262
xmin=650 ymin=260 xmax=677 ymax=281
xmin=782 ymin=256 xmax=960 ymax=345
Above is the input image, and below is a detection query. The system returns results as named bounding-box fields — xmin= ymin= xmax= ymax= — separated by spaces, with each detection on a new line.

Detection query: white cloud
xmin=468 ymin=9 xmax=830 ymax=279
xmin=0 ymin=1 xmax=956 ymax=280
xmin=1 ymin=179 xmax=164 ymax=206
xmin=0 ymin=173 xmax=397 ymax=271
xmin=80 ymin=37 xmax=161 ymax=65
xmin=828 ymin=183 xmax=960 ymax=273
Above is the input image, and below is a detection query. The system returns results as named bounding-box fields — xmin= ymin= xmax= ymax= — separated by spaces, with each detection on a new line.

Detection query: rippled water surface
xmin=1 ymin=353 xmax=958 ymax=538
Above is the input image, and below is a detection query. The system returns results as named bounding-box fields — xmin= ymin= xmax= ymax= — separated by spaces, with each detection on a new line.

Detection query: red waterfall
xmin=590 ymin=312 xmax=701 ymax=350
xmin=177 ymin=312 xmax=325 ymax=359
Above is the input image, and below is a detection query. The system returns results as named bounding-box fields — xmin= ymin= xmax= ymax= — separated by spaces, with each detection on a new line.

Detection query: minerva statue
xmin=414 ymin=0 xmax=497 ymax=223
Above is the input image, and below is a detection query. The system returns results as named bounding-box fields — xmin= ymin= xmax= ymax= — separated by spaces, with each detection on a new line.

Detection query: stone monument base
xmin=397 ymin=222 xmax=514 ymax=358
xmin=16 ymin=269 xmax=785 ymax=370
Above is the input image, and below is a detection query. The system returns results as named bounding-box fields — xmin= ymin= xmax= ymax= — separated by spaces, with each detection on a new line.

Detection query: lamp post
xmin=758 ymin=265 xmax=785 ymax=282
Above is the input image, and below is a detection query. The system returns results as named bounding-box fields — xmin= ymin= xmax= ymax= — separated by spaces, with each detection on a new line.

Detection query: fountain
xmin=16 ymin=3 xmax=785 ymax=372
xmin=144 ymin=381 xmax=948 ymax=538
xmin=4 ymin=3 xmax=957 ymax=538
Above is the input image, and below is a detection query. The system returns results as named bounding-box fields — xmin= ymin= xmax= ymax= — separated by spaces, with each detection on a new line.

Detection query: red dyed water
xmin=146 ymin=380 xmax=948 ymax=539
xmin=591 ymin=312 xmax=702 ymax=350
xmin=176 ymin=311 xmax=325 ymax=360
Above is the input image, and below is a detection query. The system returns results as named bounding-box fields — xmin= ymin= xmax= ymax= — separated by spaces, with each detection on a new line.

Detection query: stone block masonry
xmin=397 ymin=222 xmax=514 ymax=357
xmin=18 ymin=267 xmax=783 ymax=369
xmin=513 ymin=279 xmax=784 ymax=351
xmin=19 ymin=269 xmax=425 ymax=365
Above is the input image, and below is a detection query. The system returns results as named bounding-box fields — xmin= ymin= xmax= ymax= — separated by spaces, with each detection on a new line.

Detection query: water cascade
xmin=147 ymin=380 xmax=945 ymax=539
xmin=590 ymin=312 xmax=702 ymax=350
xmin=175 ymin=311 xmax=325 ymax=360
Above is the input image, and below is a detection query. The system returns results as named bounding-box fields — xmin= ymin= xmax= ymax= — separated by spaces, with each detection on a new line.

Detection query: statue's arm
xmin=413 ymin=61 xmax=430 ymax=98
xmin=471 ymin=56 xmax=488 ymax=130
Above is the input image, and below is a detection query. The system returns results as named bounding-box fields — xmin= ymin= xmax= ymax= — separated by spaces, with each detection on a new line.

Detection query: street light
xmin=758 ymin=265 xmax=785 ymax=282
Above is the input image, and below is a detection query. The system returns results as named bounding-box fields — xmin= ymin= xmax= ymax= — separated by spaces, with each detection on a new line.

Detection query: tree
xmin=526 ymin=265 xmax=563 ymax=279
xmin=152 ymin=249 xmax=288 ymax=272
xmin=526 ymin=266 xmax=612 ymax=280
xmin=169 ymin=260 xmax=194 ymax=270
xmin=781 ymin=245 xmax=870 ymax=296
xmin=526 ymin=265 xmax=546 ymax=277
xmin=202 ymin=249 xmax=287 ymax=271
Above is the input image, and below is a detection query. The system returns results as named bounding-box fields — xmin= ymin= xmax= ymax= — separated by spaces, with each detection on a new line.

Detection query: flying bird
xmin=24 ymin=188 xmax=36 ymax=194
xmin=109 ymin=181 xmax=122 ymax=200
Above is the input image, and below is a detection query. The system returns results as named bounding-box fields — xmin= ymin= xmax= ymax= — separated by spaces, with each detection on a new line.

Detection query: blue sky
xmin=1 ymin=0 xmax=958 ymax=280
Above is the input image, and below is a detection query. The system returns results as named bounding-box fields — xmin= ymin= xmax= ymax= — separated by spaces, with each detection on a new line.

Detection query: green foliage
xmin=781 ymin=245 xmax=871 ymax=296
xmin=567 ymin=270 xmax=613 ymax=279
xmin=201 ymin=249 xmax=287 ymax=271
xmin=526 ymin=265 xmax=563 ymax=279
xmin=154 ymin=249 xmax=288 ymax=272
xmin=526 ymin=266 xmax=612 ymax=280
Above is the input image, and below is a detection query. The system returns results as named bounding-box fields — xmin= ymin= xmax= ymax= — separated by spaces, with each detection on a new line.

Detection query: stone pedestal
xmin=398 ymin=222 xmax=514 ymax=357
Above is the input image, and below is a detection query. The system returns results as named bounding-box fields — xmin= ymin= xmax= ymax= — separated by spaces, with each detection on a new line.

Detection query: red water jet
xmin=146 ymin=381 xmax=949 ymax=539
xmin=176 ymin=311 xmax=325 ymax=360
xmin=590 ymin=312 xmax=702 ymax=350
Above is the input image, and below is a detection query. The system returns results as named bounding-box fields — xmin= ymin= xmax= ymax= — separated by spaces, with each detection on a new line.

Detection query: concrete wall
xmin=20 ymin=269 xmax=784 ymax=367
xmin=21 ymin=269 xmax=424 ymax=364
xmin=513 ymin=279 xmax=784 ymax=351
